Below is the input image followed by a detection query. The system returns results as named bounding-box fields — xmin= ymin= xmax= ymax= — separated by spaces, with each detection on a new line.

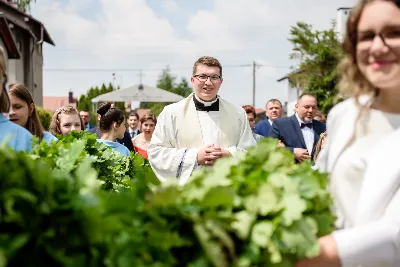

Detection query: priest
xmin=148 ymin=56 xmax=256 ymax=185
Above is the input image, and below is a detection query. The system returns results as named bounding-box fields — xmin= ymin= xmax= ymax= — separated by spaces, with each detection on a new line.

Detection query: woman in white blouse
xmin=296 ymin=0 xmax=400 ymax=267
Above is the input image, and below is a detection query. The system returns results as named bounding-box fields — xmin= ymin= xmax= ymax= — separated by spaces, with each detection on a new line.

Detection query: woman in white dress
xmin=296 ymin=1 xmax=400 ymax=266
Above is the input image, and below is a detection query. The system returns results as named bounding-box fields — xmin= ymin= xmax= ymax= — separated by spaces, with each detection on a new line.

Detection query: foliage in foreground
xmin=0 ymin=136 xmax=335 ymax=267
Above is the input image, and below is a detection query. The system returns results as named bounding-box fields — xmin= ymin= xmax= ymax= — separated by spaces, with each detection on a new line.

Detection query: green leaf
xmin=280 ymin=195 xmax=307 ymax=226
xmin=232 ymin=211 xmax=256 ymax=240
xmin=251 ymin=221 xmax=274 ymax=248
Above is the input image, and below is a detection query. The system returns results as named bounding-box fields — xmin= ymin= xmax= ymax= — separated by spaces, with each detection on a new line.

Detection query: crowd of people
xmin=1 ymin=0 xmax=400 ymax=266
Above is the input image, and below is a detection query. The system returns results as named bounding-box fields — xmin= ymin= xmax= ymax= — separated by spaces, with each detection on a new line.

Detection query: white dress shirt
xmin=295 ymin=113 xmax=314 ymax=155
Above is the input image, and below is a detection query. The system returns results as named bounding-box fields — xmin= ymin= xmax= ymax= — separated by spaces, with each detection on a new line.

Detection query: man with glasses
xmin=148 ymin=56 xmax=256 ymax=185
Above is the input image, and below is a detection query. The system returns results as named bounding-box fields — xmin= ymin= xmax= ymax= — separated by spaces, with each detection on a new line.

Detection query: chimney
xmin=68 ymin=91 xmax=74 ymax=103
xmin=336 ymin=7 xmax=352 ymax=42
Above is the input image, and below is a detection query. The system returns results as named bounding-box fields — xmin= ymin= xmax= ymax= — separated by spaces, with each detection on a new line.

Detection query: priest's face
xmin=191 ymin=64 xmax=223 ymax=101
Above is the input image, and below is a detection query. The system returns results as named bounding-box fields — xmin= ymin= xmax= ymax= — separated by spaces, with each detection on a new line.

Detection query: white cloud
xmin=32 ymin=0 xmax=357 ymax=109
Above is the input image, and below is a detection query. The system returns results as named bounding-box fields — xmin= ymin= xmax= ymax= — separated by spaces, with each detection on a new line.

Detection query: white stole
xmin=176 ymin=94 xmax=240 ymax=149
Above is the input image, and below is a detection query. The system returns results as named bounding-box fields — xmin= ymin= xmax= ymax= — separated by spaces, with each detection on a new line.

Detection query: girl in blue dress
xmin=96 ymin=102 xmax=130 ymax=156
xmin=9 ymin=83 xmax=57 ymax=145
xmin=0 ymin=47 xmax=32 ymax=152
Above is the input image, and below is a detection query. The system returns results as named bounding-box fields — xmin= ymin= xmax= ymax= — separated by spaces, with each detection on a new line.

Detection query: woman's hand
xmin=296 ymin=235 xmax=341 ymax=267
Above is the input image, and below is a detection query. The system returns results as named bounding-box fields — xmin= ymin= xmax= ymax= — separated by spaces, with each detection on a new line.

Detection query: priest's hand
xmin=295 ymin=235 xmax=341 ymax=267
xmin=197 ymin=145 xmax=222 ymax=166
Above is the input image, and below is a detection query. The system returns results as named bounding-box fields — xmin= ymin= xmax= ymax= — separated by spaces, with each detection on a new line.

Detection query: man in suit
xmin=79 ymin=110 xmax=96 ymax=131
xmin=269 ymin=93 xmax=326 ymax=162
xmin=254 ymin=99 xmax=283 ymax=136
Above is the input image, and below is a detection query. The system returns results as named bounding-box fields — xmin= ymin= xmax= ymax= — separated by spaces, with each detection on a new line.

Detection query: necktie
xmin=193 ymin=96 xmax=219 ymax=112
xmin=131 ymin=131 xmax=136 ymax=138
xmin=300 ymin=123 xmax=313 ymax=129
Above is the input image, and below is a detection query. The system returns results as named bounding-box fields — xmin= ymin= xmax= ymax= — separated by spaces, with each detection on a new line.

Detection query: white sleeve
xmin=333 ymin=130 xmax=400 ymax=267
xmin=226 ymin=109 xmax=256 ymax=156
xmin=148 ymin=109 xmax=198 ymax=184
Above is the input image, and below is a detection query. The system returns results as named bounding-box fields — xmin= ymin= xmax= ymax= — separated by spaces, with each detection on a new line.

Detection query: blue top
xmin=42 ymin=131 xmax=58 ymax=145
xmin=254 ymin=118 xmax=272 ymax=137
xmin=97 ymin=139 xmax=130 ymax=156
xmin=86 ymin=123 xmax=96 ymax=130
xmin=0 ymin=113 xmax=32 ymax=152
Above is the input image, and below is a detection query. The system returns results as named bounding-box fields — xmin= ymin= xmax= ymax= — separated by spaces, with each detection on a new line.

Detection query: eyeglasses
xmin=357 ymin=28 xmax=400 ymax=50
xmin=193 ymin=74 xmax=222 ymax=83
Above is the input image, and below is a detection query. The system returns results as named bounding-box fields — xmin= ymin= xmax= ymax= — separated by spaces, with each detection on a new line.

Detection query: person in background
xmin=132 ymin=113 xmax=156 ymax=158
xmin=127 ymin=111 xmax=141 ymax=139
xmin=96 ymin=102 xmax=130 ymax=156
xmin=314 ymin=110 xmax=327 ymax=123
xmin=0 ymin=46 xmax=32 ymax=152
xmin=115 ymin=111 xmax=136 ymax=152
xmin=79 ymin=110 xmax=96 ymax=131
xmin=49 ymin=105 xmax=84 ymax=136
xmin=297 ymin=0 xmax=400 ymax=266
xmin=254 ymin=99 xmax=283 ymax=136
xmin=8 ymin=83 xmax=57 ymax=144
xmin=242 ymin=105 xmax=263 ymax=141
xmin=269 ymin=93 xmax=326 ymax=163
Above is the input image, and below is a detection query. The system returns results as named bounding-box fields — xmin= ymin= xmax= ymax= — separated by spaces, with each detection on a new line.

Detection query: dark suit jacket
xmin=268 ymin=114 xmax=326 ymax=158
xmin=116 ymin=130 xmax=136 ymax=152
xmin=254 ymin=118 xmax=271 ymax=137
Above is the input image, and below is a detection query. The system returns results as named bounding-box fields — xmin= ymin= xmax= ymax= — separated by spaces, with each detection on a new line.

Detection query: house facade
xmin=0 ymin=0 xmax=54 ymax=106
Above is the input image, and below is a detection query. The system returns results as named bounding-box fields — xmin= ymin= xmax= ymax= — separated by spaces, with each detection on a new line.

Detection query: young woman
xmin=298 ymin=1 xmax=400 ymax=266
xmin=96 ymin=102 xmax=130 ymax=156
xmin=49 ymin=105 xmax=84 ymax=136
xmin=132 ymin=113 xmax=156 ymax=159
xmin=0 ymin=47 xmax=32 ymax=152
xmin=9 ymin=83 xmax=57 ymax=144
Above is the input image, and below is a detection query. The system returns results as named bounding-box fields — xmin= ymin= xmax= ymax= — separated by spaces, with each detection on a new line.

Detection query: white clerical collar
xmin=194 ymin=94 xmax=219 ymax=107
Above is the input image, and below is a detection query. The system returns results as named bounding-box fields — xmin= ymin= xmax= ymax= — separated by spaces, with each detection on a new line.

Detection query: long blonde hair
xmin=313 ymin=132 xmax=328 ymax=162
xmin=339 ymin=0 xmax=400 ymax=98
xmin=338 ymin=0 xmax=398 ymax=133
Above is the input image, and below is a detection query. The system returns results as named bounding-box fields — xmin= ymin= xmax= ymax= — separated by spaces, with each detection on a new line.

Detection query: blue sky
xmin=31 ymin=0 xmax=357 ymax=109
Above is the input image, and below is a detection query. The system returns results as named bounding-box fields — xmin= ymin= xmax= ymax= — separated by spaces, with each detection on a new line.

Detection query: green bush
xmin=0 ymin=135 xmax=335 ymax=267
xmin=36 ymin=106 xmax=53 ymax=131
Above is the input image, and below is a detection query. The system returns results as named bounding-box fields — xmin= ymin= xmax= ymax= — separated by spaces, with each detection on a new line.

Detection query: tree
xmin=288 ymin=22 xmax=344 ymax=114
xmin=10 ymin=0 xmax=35 ymax=13
xmin=140 ymin=66 xmax=192 ymax=115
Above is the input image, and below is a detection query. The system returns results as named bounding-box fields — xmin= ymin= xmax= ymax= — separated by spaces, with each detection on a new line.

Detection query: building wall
xmin=6 ymin=28 xmax=44 ymax=106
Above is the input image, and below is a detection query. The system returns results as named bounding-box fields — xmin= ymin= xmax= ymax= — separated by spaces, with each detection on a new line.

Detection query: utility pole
xmin=137 ymin=70 xmax=144 ymax=84
xmin=252 ymin=61 xmax=256 ymax=107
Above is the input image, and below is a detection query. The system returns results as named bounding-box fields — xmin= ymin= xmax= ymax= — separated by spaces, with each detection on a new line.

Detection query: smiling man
xmin=268 ymin=93 xmax=326 ymax=163
xmin=148 ymin=56 xmax=256 ymax=185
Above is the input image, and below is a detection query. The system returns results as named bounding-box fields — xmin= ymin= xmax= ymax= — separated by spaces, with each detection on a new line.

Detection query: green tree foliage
xmin=36 ymin=106 xmax=53 ymax=131
xmin=141 ymin=66 xmax=192 ymax=115
xmin=77 ymin=83 xmax=125 ymax=125
xmin=13 ymin=0 xmax=35 ymax=13
xmin=288 ymin=22 xmax=344 ymax=114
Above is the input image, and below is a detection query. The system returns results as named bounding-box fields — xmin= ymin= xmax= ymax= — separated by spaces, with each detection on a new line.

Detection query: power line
xmin=43 ymin=64 xmax=291 ymax=72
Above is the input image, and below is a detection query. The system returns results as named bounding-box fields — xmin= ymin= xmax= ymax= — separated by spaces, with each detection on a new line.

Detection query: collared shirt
xmin=129 ymin=129 xmax=140 ymax=139
xmin=268 ymin=119 xmax=273 ymax=126
xmin=295 ymin=113 xmax=314 ymax=155
xmin=194 ymin=94 xmax=219 ymax=107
